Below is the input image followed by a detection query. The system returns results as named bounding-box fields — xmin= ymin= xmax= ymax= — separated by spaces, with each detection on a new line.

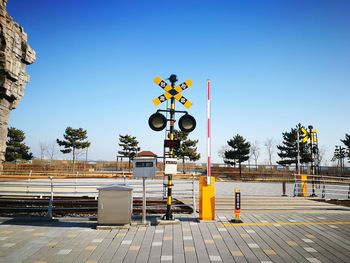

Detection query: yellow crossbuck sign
xmin=152 ymin=76 xmax=193 ymax=109
xmin=300 ymin=127 xmax=318 ymax=144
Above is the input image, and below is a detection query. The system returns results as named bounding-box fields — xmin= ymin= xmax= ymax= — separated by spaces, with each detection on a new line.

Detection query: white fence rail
xmin=0 ymin=178 xmax=196 ymax=197
xmin=0 ymin=177 xmax=197 ymax=217
xmin=294 ymin=174 xmax=350 ymax=199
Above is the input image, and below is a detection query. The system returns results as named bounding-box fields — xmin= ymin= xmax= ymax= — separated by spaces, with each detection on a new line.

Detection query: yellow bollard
xmin=301 ymin=175 xmax=308 ymax=197
xmin=199 ymin=176 xmax=215 ymax=221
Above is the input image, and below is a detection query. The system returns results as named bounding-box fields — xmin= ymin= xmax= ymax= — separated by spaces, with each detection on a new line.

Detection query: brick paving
xmin=0 ymin=209 xmax=349 ymax=263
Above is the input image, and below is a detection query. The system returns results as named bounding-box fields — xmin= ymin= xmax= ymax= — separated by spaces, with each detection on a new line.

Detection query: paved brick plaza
xmin=0 ymin=210 xmax=350 ymax=263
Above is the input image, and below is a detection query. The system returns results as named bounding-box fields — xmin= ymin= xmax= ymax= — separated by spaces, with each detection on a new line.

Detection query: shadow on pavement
xmin=0 ymin=216 xmax=97 ymax=229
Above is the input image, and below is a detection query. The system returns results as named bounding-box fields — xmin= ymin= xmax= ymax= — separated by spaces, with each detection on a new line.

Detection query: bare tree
xmin=218 ymin=145 xmax=230 ymax=164
xmin=39 ymin=142 xmax=47 ymax=160
xmin=264 ymin=137 xmax=275 ymax=166
xmin=317 ymin=145 xmax=326 ymax=166
xmin=75 ymin=148 xmax=88 ymax=161
xmin=46 ymin=141 xmax=59 ymax=160
xmin=250 ymin=140 xmax=260 ymax=167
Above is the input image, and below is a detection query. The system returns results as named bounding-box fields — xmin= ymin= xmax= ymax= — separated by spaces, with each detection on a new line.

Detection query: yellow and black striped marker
xmin=300 ymin=127 xmax=309 ymax=143
xmin=300 ymin=127 xmax=318 ymax=144
xmin=152 ymin=76 xmax=193 ymax=109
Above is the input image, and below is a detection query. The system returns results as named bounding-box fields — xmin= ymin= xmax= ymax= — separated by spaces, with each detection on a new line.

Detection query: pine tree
xmin=277 ymin=124 xmax=311 ymax=169
xmin=224 ymin=134 xmax=250 ymax=178
xmin=341 ymin=134 xmax=350 ymax=162
xmin=174 ymin=130 xmax=200 ymax=173
xmin=118 ymin=134 xmax=140 ymax=170
xmin=5 ymin=127 xmax=33 ymax=161
xmin=56 ymin=127 xmax=91 ymax=164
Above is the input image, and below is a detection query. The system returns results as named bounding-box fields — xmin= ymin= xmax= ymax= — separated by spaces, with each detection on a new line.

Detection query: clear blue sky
xmin=7 ymin=0 xmax=350 ymax=164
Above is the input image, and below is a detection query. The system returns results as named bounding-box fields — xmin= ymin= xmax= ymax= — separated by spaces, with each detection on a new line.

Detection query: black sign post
xmin=231 ymin=188 xmax=243 ymax=223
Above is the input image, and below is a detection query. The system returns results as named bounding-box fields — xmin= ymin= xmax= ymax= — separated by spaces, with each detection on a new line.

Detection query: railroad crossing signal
xmin=149 ymin=75 xmax=196 ymax=133
xmin=148 ymin=74 xmax=196 ymax=221
xmin=152 ymin=76 xmax=193 ymax=109
xmin=300 ymin=126 xmax=317 ymax=144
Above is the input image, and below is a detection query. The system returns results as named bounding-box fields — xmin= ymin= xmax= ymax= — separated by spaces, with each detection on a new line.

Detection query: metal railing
xmin=0 ymin=177 xmax=198 ymax=217
xmin=0 ymin=169 xmax=133 ymax=178
xmin=293 ymin=174 xmax=350 ymax=199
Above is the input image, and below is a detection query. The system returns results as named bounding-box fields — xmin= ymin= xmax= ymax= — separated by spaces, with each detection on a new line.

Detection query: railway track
xmin=1 ymin=195 xmax=348 ymax=218
xmin=0 ymin=196 xmax=193 ymax=216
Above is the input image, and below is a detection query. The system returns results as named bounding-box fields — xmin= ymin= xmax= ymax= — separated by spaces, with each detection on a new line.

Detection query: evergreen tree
xmin=224 ymin=134 xmax=250 ymax=178
xmin=5 ymin=127 xmax=33 ymax=161
xmin=173 ymin=130 xmax=200 ymax=173
xmin=118 ymin=134 xmax=140 ymax=170
xmin=331 ymin=145 xmax=347 ymax=167
xmin=341 ymin=134 xmax=350 ymax=162
xmin=56 ymin=127 xmax=91 ymax=164
xmin=277 ymin=124 xmax=311 ymax=169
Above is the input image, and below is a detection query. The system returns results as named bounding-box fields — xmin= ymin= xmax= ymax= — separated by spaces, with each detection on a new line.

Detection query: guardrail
xmin=0 ymin=170 xmax=198 ymax=179
xmin=0 ymin=177 xmax=197 ymax=218
xmin=0 ymin=170 xmax=133 ymax=178
xmin=293 ymin=174 xmax=350 ymax=199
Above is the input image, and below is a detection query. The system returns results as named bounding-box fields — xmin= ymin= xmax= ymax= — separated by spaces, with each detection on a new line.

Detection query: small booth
xmin=133 ymin=156 xmax=157 ymax=224
xmin=133 ymin=157 xmax=157 ymax=178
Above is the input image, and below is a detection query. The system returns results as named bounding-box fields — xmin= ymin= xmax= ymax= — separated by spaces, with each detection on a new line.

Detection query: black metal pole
xmin=282 ymin=181 xmax=287 ymax=196
xmin=309 ymin=126 xmax=316 ymax=197
xmin=165 ymin=74 xmax=177 ymax=220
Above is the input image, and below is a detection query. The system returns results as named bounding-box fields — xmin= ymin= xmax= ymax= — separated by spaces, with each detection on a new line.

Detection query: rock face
xmin=0 ymin=0 xmax=35 ymax=169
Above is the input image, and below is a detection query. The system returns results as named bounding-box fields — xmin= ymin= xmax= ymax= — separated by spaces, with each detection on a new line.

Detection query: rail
xmin=0 ymin=170 xmax=133 ymax=178
xmin=293 ymin=174 xmax=350 ymax=199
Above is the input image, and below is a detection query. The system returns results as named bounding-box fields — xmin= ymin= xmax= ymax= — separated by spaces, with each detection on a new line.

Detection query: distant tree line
xmin=5 ymin=125 xmax=350 ymax=172
xmin=4 ymin=126 xmax=201 ymax=168
xmin=219 ymin=125 xmax=350 ymax=174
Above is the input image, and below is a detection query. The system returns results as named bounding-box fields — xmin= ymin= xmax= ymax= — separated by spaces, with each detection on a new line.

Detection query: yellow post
xmin=199 ymin=176 xmax=215 ymax=220
xmin=301 ymin=175 xmax=308 ymax=197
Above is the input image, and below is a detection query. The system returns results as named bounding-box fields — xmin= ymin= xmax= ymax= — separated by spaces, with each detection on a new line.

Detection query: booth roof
xmin=137 ymin=151 xmax=157 ymax=157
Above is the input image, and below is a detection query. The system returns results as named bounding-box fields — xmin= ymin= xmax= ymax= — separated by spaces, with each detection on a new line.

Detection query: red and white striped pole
xmin=207 ymin=79 xmax=211 ymax=185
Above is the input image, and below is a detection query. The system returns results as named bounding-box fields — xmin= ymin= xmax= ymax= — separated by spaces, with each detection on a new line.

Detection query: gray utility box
xmin=97 ymin=185 xmax=133 ymax=225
